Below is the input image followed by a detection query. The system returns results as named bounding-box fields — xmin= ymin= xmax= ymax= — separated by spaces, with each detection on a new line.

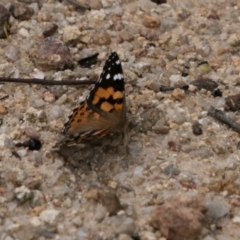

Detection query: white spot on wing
xmin=116 ymin=60 xmax=120 ymax=65
xmin=113 ymin=73 xmax=123 ymax=81
xmin=106 ymin=73 xmax=110 ymax=79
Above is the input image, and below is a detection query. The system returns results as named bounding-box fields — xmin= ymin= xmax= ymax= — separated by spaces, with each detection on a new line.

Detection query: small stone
xmin=92 ymin=32 xmax=111 ymax=46
xmin=43 ymin=23 xmax=58 ymax=38
xmin=18 ymin=28 xmax=30 ymax=38
xmin=190 ymin=78 xmax=218 ymax=92
xmin=232 ymin=216 xmax=240 ymax=224
xmin=47 ymin=105 xmax=63 ymax=121
xmin=14 ymin=186 xmax=33 ymax=203
xmin=150 ymin=195 xmax=207 ymax=240
xmin=101 ymin=191 xmax=123 ymax=216
xmin=76 ymin=228 xmax=90 ymax=239
xmin=112 ymin=216 xmax=136 ymax=235
xmin=192 ymin=121 xmax=203 ymax=136
xmin=84 ymin=189 xmax=100 ymax=201
xmin=30 ymin=190 xmax=44 ymax=207
xmin=16 ymin=149 xmax=27 ymax=157
xmin=0 ymin=102 xmax=7 ymax=114
xmin=24 ymin=127 xmax=41 ymax=139
xmin=118 ymin=233 xmax=133 ymax=240
xmin=166 ymin=51 xmax=178 ymax=61
xmin=30 ymin=37 xmax=74 ymax=71
xmin=4 ymin=45 xmax=20 ymax=61
xmin=29 ymin=216 xmax=42 ymax=227
xmin=72 ymin=216 xmax=83 ymax=227
xmin=31 ymin=69 xmax=45 ymax=79
xmin=62 ymin=25 xmax=81 ymax=45
xmin=42 ymin=91 xmax=55 ymax=103
xmin=142 ymin=14 xmax=160 ymax=28
xmin=162 ymin=164 xmax=180 ymax=176
xmin=171 ymin=88 xmax=185 ymax=101
xmin=133 ymin=166 xmax=143 ymax=177
xmin=9 ymin=3 xmax=34 ymax=20
xmin=31 ymin=205 xmax=45 ymax=216
xmin=141 ymin=231 xmax=157 ymax=240
xmin=206 ymin=200 xmax=229 ymax=219
xmin=152 ymin=118 xmax=169 ymax=134
xmin=87 ymin=0 xmax=102 ymax=10
xmin=203 ymin=236 xmax=215 ymax=240
xmin=40 ymin=209 xmax=61 ymax=225
xmin=225 ymin=94 xmax=240 ymax=111
xmin=139 ymin=108 xmax=163 ymax=133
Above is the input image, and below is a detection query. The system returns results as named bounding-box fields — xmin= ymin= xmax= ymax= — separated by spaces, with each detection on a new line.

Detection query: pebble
xmin=206 ymin=200 xmax=229 ymax=219
xmin=112 ymin=216 xmax=136 ymax=235
xmin=0 ymin=103 xmax=7 ymax=114
xmin=118 ymin=234 xmax=133 ymax=240
xmin=47 ymin=105 xmax=63 ymax=121
xmin=43 ymin=23 xmax=58 ymax=38
xmin=24 ymin=127 xmax=41 ymax=139
xmin=42 ymin=91 xmax=55 ymax=103
xmin=14 ymin=186 xmax=33 ymax=203
xmin=9 ymin=3 xmax=34 ymax=20
xmin=190 ymin=78 xmax=218 ymax=92
xmin=30 ymin=190 xmax=44 ymax=207
xmin=192 ymin=121 xmax=203 ymax=136
xmin=29 ymin=216 xmax=42 ymax=227
xmin=141 ymin=231 xmax=157 ymax=240
xmin=150 ymin=195 xmax=206 ymax=240
xmin=92 ymin=32 xmax=111 ymax=45
xmin=232 ymin=216 xmax=240 ymax=224
xmin=40 ymin=209 xmax=62 ymax=225
xmin=162 ymin=164 xmax=180 ymax=176
xmin=171 ymin=88 xmax=185 ymax=101
xmin=142 ymin=15 xmax=160 ymax=29
xmin=4 ymin=45 xmax=20 ymax=61
xmin=18 ymin=28 xmax=30 ymax=38
xmin=62 ymin=25 xmax=81 ymax=45
xmin=16 ymin=149 xmax=27 ymax=157
xmin=203 ymin=236 xmax=215 ymax=240
xmin=101 ymin=191 xmax=123 ymax=216
xmin=30 ymin=37 xmax=74 ymax=71
xmin=225 ymin=94 xmax=240 ymax=111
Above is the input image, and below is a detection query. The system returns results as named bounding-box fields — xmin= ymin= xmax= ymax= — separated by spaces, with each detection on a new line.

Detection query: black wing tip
xmin=109 ymin=51 xmax=119 ymax=59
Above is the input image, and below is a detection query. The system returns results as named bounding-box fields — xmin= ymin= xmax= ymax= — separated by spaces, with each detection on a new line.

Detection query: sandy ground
xmin=1 ymin=0 xmax=240 ymax=239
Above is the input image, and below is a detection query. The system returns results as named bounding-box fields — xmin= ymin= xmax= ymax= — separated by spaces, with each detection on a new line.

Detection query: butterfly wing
xmin=86 ymin=52 xmax=126 ymax=127
xmin=63 ymin=52 xmax=126 ymax=141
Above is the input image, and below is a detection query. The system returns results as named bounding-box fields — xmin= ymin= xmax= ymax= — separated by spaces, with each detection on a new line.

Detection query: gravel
xmin=1 ymin=0 xmax=240 ymax=239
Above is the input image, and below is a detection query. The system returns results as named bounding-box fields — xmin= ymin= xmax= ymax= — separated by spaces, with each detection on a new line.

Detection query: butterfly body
xmin=62 ymin=52 xmax=127 ymax=147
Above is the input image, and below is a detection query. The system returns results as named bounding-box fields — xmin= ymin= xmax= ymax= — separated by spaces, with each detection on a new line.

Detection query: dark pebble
xmin=192 ymin=121 xmax=203 ymax=135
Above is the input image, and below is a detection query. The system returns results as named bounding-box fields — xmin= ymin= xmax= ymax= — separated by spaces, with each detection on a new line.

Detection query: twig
xmin=0 ymin=77 xmax=96 ymax=86
xmin=160 ymin=85 xmax=189 ymax=92
xmin=207 ymin=106 xmax=240 ymax=134
xmin=0 ymin=95 xmax=8 ymax=100
xmin=67 ymin=0 xmax=91 ymax=10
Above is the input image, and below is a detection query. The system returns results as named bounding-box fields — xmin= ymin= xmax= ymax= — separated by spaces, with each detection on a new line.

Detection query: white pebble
xmin=18 ymin=28 xmax=30 ymax=38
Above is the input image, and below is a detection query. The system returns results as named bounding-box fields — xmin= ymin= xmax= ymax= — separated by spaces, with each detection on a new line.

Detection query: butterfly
xmin=60 ymin=52 xmax=127 ymax=148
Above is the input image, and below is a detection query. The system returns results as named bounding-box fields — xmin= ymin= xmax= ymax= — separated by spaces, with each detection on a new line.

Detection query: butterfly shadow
xmin=52 ymin=135 xmax=133 ymax=179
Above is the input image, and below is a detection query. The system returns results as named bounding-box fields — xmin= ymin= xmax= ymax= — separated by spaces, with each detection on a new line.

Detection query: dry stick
xmin=0 ymin=77 xmax=96 ymax=86
xmin=207 ymin=106 xmax=240 ymax=134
